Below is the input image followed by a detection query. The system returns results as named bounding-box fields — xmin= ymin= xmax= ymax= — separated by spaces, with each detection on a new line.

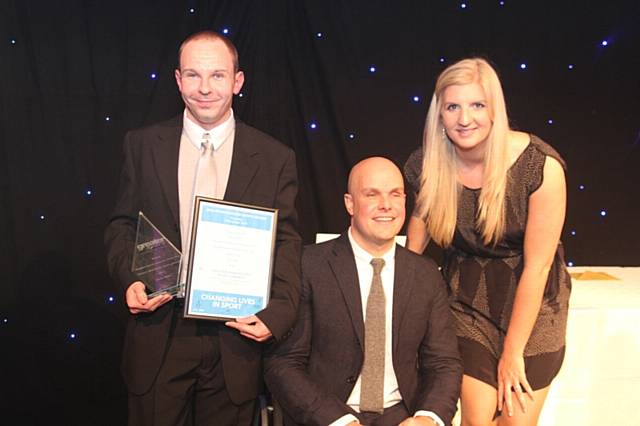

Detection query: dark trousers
xmin=128 ymin=311 xmax=255 ymax=426
xmin=357 ymin=402 xmax=411 ymax=426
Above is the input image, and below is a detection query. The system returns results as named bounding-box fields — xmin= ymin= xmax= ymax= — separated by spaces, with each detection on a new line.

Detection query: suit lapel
xmin=328 ymin=235 xmax=365 ymax=350
xmin=392 ymin=246 xmax=415 ymax=354
xmin=150 ymin=116 xmax=182 ymax=228
xmin=224 ymin=121 xmax=259 ymax=202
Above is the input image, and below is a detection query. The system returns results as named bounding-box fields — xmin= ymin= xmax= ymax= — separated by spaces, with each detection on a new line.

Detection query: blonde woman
xmin=404 ymin=58 xmax=571 ymax=426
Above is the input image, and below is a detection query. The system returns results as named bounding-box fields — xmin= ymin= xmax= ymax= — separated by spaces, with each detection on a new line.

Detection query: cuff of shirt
xmin=328 ymin=414 xmax=359 ymax=426
xmin=414 ymin=410 xmax=444 ymax=426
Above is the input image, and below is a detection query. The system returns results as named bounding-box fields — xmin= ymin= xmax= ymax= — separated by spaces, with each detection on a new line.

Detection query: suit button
xmin=346 ymin=376 xmax=356 ymax=384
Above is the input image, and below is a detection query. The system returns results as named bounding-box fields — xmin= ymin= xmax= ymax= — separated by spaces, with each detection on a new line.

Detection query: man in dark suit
xmin=264 ymin=157 xmax=462 ymax=426
xmin=104 ymin=31 xmax=301 ymax=425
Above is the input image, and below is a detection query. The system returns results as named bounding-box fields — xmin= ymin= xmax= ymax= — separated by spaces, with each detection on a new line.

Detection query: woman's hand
xmin=497 ymin=350 xmax=534 ymax=417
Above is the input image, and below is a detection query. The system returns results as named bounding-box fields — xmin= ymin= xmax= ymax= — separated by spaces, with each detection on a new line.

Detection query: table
xmin=537 ymin=266 xmax=640 ymax=425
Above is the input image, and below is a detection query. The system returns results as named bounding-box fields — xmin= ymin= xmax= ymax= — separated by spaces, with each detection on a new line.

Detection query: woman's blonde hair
xmin=416 ymin=58 xmax=510 ymax=246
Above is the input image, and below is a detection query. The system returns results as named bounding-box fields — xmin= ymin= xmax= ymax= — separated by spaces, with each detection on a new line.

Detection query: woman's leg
xmin=497 ymin=385 xmax=550 ymax=426
xmin=460 ymin=375 xmax=499 ymax=426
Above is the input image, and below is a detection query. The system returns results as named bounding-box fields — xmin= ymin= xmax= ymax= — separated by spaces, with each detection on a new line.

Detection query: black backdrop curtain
xmin=1 ymin=0 xmax=639 ymax=423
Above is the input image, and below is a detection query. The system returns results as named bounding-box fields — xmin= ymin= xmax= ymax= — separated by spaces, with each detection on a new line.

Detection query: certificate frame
xmin=183 ymin=196 xmax=278 ymax=321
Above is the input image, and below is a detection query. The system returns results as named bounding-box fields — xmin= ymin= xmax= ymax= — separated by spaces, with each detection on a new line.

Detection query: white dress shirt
xmin=177 ymin=109 xmax=235 ymax=288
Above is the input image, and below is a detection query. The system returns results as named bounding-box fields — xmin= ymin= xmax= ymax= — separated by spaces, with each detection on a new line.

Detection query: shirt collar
xmin=182 ymin=109 xmax=235 ymax=150
xmin=347 ymin=227 xmax=396 ymax=264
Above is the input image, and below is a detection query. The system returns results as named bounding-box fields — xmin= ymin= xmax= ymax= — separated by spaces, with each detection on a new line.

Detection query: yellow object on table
xmin=569 ymin=270 xmax=620 ymax=280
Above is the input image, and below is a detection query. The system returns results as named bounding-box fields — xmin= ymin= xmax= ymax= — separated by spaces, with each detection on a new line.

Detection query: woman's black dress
xmin=404 ymin=135 xmax=571 ymax=390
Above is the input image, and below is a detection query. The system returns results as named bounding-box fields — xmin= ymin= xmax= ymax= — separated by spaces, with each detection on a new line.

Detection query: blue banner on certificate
xmin=190 ymin=290 xmax=264 ymax=317
xmin=183 ymin=197 xmax=277 ymax=321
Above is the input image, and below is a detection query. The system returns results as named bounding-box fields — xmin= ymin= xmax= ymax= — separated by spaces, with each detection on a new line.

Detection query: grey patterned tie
xmin=360 ymin=257 xmax=386 ymax=413
xmin=194 ymin=134 xmax=217 ymax=198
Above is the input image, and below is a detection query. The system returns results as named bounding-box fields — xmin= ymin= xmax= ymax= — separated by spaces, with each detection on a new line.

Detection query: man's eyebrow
xmin=359 ymin=187 xmax=405 ymax=193
xmin=181 ymin=68 xmax=230 ymax=73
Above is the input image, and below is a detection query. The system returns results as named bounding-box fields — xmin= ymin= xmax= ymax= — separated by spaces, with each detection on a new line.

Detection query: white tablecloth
xmin=538 ymin=266 xmax=640 ymax=425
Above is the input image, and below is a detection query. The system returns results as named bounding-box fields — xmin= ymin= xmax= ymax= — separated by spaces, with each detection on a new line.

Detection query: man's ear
xmin=175 ymin=69 xmax=182 ymax=91
xmin=344 ymin=193 xmax=354 ymax=216
xmin=233 ymin=71 xmax=245 ymax=94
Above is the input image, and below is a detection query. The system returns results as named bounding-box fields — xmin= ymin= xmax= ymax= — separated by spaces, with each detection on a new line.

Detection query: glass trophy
xmin=132 ymin=212 xmax=183 ymax=297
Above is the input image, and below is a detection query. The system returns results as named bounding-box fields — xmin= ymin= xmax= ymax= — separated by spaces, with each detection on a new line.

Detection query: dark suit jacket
xmin=104 ymin=115 xmax=301 ymax=404
xmin=264 ymin=234 xmax=462 ymax=426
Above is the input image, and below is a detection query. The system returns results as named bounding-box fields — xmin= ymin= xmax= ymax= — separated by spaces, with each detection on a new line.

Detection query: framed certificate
xmin=183 ymin=197 xmax=278 ymax=321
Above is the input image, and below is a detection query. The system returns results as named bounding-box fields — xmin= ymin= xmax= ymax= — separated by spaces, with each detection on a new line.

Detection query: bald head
xmin=347 ymin=157 xmax=403 ymax=194
xmin=344 ymin=157 xmax=406 ymax=256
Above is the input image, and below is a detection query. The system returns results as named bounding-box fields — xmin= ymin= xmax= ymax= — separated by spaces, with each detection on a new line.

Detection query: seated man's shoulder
xmin=397 ymin=247 xmax=447 ymax=301
xmin=397 ymin=245 xmax=440 ymax=272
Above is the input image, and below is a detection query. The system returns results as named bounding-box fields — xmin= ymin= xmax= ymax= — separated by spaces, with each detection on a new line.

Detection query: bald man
xmin=265 ymin=157 xmax=462 ymax=426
